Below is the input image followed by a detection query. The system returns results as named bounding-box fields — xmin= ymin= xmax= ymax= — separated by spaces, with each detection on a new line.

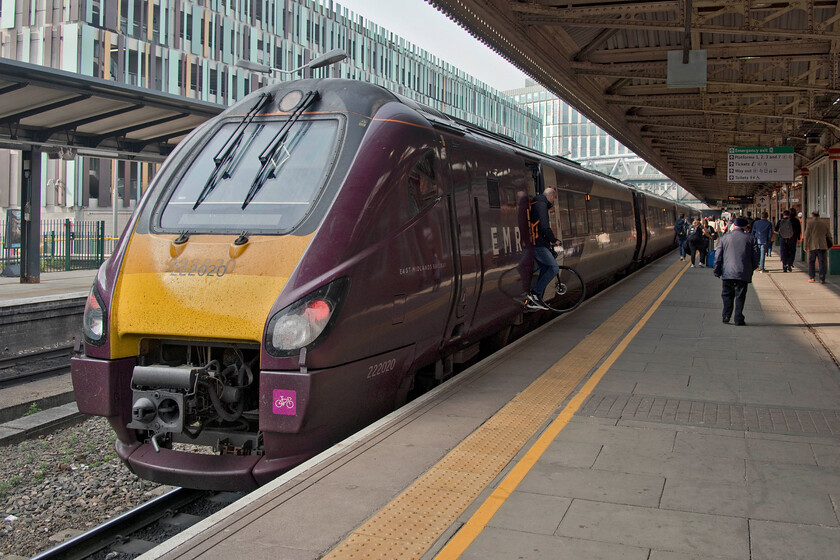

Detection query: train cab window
xmin=569 ymin=192 xmax=588 ymax=236
xmin=602 ymin=198 xmax=615 ymax=232
xmin=407 ymin=151 xmax=440 ymax=217
xmin=588 ymin=197 xmax=603 ymax=233
xmin=159 ymin=118 xmax=339 ymax=232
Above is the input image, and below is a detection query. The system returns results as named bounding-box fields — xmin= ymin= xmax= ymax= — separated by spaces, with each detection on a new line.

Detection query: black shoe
xmin=734 ymin=321 xmax=746 ymax=326
xmin=524 ymin=293 xmax=549 ymax=311
xmin=722 ymin=318 xmax=730 ymax=324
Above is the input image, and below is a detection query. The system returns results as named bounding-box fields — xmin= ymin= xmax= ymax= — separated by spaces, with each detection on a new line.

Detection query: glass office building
xmin=504 ymin=80 xmax=696 ymax=202
xmin=504 ymin=81 xmax=633 ymax=161
xmin=0 ymin=0 xmax=541 ymax=216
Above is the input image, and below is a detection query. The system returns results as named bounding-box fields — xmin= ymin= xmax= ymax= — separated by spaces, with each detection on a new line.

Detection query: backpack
xmin=527 ymin=199 xmax=540 ymax=245
xmin=688 ymin=225 xmax=702 ymax=241
xmin=778 ymin=218 xmax=794 ymax=239
xmin=674 ymin=219 xmax=687 ymax=237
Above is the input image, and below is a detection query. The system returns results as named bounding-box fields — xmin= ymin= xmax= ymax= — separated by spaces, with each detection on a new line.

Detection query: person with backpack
xmin=524 ymin=187 xmax=561 ymax=310
xmin=674 ymin=213 xmax=689 ymax=260
xmin=686 ymin=219 xmax=706 ymax=267
xmin=775 ymin=210 xmax=797 ymax=272
xmin=701 ymin=218 xmax=718 ymax=263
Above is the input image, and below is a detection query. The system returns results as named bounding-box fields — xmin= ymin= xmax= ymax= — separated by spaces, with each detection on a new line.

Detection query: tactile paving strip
xmin=323 ymin=261 xmax=686 ymax=560
xmin=580 ymin=391 xmax=840 ymax=435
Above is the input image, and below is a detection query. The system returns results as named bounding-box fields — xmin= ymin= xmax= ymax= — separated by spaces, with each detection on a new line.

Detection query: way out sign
xmin=727 ymin=147 xmax=794 ymax=182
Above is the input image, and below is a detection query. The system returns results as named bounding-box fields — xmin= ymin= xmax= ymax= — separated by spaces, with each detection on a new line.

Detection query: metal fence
xmin=1 ymin=218 xmax=107 ymax=273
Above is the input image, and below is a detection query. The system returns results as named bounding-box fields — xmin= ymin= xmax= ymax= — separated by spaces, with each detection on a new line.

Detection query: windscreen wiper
xmin=241 ymin=90 xmax=320 ymax=210
xmin=192 ymin=92 xmax=273 ymax=210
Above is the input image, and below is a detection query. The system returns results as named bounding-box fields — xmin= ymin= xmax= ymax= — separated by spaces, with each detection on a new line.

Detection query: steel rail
xmin=29 ymin=487 xmax=208 ymax=560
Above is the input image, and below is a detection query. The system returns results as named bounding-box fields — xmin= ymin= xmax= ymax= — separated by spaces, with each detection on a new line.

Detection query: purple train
xmin=71 ymin=79 xmax=691 ymax=490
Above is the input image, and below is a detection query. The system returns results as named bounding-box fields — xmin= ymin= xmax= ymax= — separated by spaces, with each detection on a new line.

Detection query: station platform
xmin=130 ymin=254 xmax=840 ymax=560
xmin=0 ymin=268 xmax=95 ymax=307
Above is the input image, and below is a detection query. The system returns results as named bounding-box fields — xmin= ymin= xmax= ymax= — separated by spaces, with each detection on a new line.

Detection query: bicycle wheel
xmin=543 ymin=265 xmax=585 ymax=313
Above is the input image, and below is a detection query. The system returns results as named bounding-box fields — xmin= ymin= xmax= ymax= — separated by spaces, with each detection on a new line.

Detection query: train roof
xmin=231 ymin=79 xmax=681 ymax=202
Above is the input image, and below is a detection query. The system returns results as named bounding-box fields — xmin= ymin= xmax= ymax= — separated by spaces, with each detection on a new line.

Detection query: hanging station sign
xmin=727 ymin=147 xmax=794 ymax=182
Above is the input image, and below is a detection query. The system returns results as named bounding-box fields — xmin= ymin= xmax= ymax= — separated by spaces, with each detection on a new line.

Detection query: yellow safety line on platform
xmin=323 ymin=261 xmax=688 ymax=560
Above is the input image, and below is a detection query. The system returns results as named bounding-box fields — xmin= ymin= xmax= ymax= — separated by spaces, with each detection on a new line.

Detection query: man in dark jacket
xmin=775 ymin=209 xmax=798 ymax=272
xmin=713 ymin=217 xmax=760 ymax=326
xmin=525 ymin=187 xmax=561 ymax=310
xmin=674 ymin=213 xmax=688 ymax=261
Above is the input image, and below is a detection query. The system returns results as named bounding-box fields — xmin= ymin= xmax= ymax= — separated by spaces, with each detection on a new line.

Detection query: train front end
xmin=70 ymin=81 xmax=366 ymax=490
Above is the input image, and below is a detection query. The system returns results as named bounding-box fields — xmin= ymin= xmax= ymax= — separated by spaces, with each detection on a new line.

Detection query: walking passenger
xmin=803 ymin=211 xmax=834 ymax=284
xmin=714 ymin=217 xmax=760 ymax=326
xmin=775 ymin=210 xmax=797 ymax=272
xmin=674 ymin=213 xmax=689 ymax=261
xmin=751 ymin=211 xmax=773 ymax=272
xmin=686 ymin=219 xmax=705 ymax=267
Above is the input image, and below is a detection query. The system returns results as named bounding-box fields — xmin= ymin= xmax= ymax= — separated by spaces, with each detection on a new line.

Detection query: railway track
xmin=29 ymin=488 xmax=244 ymax=560
xmin=0 ymin=344 xmax=74 ymax=387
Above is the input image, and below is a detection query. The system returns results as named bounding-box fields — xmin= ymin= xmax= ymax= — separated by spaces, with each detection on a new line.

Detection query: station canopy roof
xmin=430 ymin=0 xmax=840 ymax=206
xmin=0 ymin=58 xmax=222 ymax=164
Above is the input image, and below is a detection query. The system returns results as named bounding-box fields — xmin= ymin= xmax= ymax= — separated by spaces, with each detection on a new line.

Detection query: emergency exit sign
xmin=727 ymin=147 xmax=794 ymax=182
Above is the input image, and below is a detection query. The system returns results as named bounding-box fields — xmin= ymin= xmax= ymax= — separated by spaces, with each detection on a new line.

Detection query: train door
xmin=537 ymin=163 xmax=562 ymax=246
xmin=632 ymin=191 xmax=648 ymax=262
xmin=447 ymin=139 xmax=481 ymax=322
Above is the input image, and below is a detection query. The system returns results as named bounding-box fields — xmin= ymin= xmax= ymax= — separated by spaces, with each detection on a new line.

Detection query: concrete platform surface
xmin=0 ymin=268 xmax=96 ymax=306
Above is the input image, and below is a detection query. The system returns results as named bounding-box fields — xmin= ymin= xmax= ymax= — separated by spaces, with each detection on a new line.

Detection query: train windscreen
xmin=159 ymin=118 xmax=339 ymax=233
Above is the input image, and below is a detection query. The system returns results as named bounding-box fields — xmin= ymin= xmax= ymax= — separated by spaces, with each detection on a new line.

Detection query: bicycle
xmin=539 ymin=264 xmax=585 ymax=313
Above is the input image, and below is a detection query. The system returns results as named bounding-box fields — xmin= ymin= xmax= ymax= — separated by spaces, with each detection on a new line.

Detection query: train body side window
xmin=407 ymin=151 xmax=440 ymax=217
xmin=602 ymin=198 xmax=615 ymax=232
xmin=654 ymin=206 xmax=665 ymax=227
xmin=589 ymin=197 xmax=603 ymax=232
xmin=569 ymin=192 xmax=588 ymax=236
xmin=614 ymin=200 xmax=625 ymax=231
xmin=555 ymin=191 xmax=572 ymax=238
xmin=622 ymin=201 xmax=633 ymax=230
xmin=487 ymin=179 xmax=501 ymax=209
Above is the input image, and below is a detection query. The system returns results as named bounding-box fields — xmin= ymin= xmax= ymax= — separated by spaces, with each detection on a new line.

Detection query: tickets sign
xmin=727 ymin=147 xmax=794 ymax=182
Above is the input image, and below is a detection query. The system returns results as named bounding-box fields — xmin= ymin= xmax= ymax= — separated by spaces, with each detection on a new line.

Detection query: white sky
xmin=329 ymin=0 xmax=531 ymax=92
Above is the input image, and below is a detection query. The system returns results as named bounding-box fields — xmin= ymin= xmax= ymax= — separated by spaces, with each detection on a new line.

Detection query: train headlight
xmin=83 ymin=286 xmax=107 ymax=345
xmin=265 ymin=278 xmax=349 ymax=356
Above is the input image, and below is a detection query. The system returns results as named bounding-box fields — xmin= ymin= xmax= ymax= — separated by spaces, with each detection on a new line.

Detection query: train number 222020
xmin=367 ymin=358 xmax=397 ymax=379
xmin=165 ymin=258 xmax=236 ymax=277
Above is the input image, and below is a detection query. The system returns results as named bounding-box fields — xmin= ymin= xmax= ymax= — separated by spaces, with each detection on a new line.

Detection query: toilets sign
xmin=727 ymin=147 xmax=794 ymax=182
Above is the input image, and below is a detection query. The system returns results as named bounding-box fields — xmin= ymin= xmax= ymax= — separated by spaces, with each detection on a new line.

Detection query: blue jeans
xmin=678 ymin=237 xmax=687 ymax=257
xmin=533 ymin=246 xmax=560 ymax=297
xmin=758 ymin=243 xmax=768 ymax=270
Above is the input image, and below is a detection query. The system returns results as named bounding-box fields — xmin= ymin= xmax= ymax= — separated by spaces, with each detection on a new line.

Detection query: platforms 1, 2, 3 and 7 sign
xmin=727 ymin=147 xmax=794 ymax=182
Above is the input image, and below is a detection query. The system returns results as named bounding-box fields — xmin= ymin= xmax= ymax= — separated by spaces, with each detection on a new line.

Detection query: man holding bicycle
xmin=525 ymin=187 xmax=562 ymax=310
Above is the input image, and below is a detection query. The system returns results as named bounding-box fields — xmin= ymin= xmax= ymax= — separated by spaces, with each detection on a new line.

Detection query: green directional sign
xmin=727 ymin=147 xmax=794 ymax=182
